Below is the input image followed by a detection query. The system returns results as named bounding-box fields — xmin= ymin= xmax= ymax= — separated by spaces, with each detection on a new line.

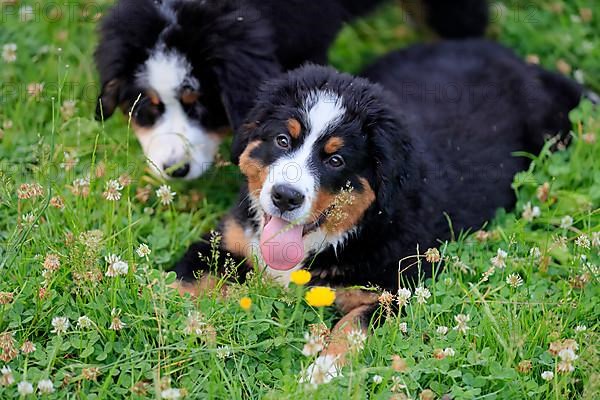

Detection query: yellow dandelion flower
xmin=239 ymin=297 xmax=252 ymax=310
xmin=305 ymin=287 xmax=335 ymax=307
xmin=290 ymin=269 xmax=311 ymax=285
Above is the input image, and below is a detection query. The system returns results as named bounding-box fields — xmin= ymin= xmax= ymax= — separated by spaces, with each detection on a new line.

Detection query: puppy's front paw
xmin=300 ymin=355 xmax=341 ymax=385
xmin=169 ymin=280 xmax=200 ymax=297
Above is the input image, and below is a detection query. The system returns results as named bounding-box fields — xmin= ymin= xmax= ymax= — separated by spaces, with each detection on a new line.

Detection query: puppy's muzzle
xmin=271 ymin=184 xmax=305 ymax=213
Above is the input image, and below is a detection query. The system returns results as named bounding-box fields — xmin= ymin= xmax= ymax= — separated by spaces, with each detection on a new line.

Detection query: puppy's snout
xmin=271 ymin=184 xmax=305 ymax=213
xmin=163 ymin=162 xmax=191 ymax=178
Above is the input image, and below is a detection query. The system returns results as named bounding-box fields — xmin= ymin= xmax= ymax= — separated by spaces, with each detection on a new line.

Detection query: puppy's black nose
xmin=271 ymin=184 xmax=305 ymax=213
xmin=164 ymin=162 xmax=190 ymax=178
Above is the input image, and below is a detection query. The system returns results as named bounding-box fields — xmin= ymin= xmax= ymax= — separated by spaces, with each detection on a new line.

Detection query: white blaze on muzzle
xmin=258 ymin=91 xmax=345 ymax=271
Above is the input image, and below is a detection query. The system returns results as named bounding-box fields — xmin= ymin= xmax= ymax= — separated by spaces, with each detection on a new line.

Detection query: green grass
xmin=0 ymin=0 xmax=599 ymax=398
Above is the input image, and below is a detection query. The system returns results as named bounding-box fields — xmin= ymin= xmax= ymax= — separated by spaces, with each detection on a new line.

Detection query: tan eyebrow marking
xmin=324 ymin=137 xmax=344 ymax=154
xmin=181 ymin=87 xmax=200 ymax=105
xmin=287 ymin=118 xmax=301 ymax=139
xmin=147 ymin=90 xmax=161 ymax=105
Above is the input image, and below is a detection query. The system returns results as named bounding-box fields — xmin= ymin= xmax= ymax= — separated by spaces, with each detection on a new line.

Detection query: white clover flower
xmin=506 ymin=273 xmax=524 ymax=288
xmin=103 ymin=179 xmax=123 ymax=201
xmin=184 ymin=311 xmax=206 ymax=336
xmin=20 ymin=341 xmax=36 ymax=354
xmin=347 ymin=329 xmax=367 ymax=352
xmin=529 ymin=247 xmax=541 ymax=259
xmin=521 ymin=202 xmax=541 ymax=222
xmin=436 ymin=326 xmax=449 ymax=335
xmin=541 ymin=371 xmax=554 ymax=381
xmin=216 ymin=345 xmax=232 ymax=360
xmin=156 ymin=185 xmax=176 ymax=206
xmin=574 ymin=325 xmax=587 ymax=333
xmin=105 ymin=254 xmax=128 ymax=277
xmin=21 ymin=212 xmax=37 ymax=226
xmin=414 ymin=286 xmax=431 ymax=304
xmin=113 ymin=261 xmax=129 ymax=275
xmin=390 ymin=376 xmax=407 ymax=392
xmin=443 ymin=348 xmax=455 ymax=357
xmin=1 ymin=365 xmax=14 ymax=385
xmin=558 ymin=348 xmax=578 ymax=363
xmin=372 ymin=374 xmax=383 ymax=384
xmin=2 ymin=43 xmax=17 ymax=63
xmin=37 ymin=379 xmax=54 ymax=394
xmin=51 ymin=316 xmax=70 ymax=335
xmin=160 ymin=388 xmax=182 ymax=399
xmin=109 ymin=308 xmax=126 ymax=331
xmin=453 ymin=314 xmax=471 ymax=334
xmin=490 ymin=249 xmax=508 ymax=269
xmin=557 ymin=360 xmax=575 ymax=373
xmin=77 ymin=316 xmax=93 ymax=329
xmin=560 ymin=215 xmax=573 ymax=229
xmin=18 ymin=380 xmax=34 ymax=395
xmin=396 ymin=288 xmax=411 ymax=307
xmin=300 ymin=355 xmax=339 ymax=385
xmin=105 ymin=254 xmax=121 ymax=265
xmin=399 ymin=322 xmax=408 ymax=333
xmin=574 ymin=235 xmax=590 ymax=249
xmin=136 ymin=243 xmax=151 ymax=257
xmin=302 ymin=332 xmax=324 ymax=357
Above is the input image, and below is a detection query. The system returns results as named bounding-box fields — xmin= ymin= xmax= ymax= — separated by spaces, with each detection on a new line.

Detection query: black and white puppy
xmin=173 ymin=40 xmax=582 ymax=375
xmin=94 ymin=0 xmax=489 ymax=179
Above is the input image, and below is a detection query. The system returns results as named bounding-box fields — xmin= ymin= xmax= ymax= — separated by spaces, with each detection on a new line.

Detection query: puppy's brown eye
xmin=326 ymin=154 xmax=345 ymax=169
xmin=275 ymin=134 xmax=290 ymax=149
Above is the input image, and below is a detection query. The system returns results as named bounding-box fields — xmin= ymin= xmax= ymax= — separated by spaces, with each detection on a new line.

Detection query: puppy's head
xmin=235 ymin=65 xmax=413 ymax=271
xmin=95 ymin=0 xmax=278 ymax=179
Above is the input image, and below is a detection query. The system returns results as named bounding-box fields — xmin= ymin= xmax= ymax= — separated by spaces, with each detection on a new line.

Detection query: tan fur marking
xmin=287 ymin=118 xmax=301 ymax=139
xmin=239 ymin=140 xmax=268 ymax=195
xmin=169 ymin=274 xmax=229 ymax=299
xmin=321 ymin=305 xmax=371 ymax=364
xmin=169 ymin=280 xmax=200 ymax=297
xmin=310 ymin=178 xmax=375 ymax=235
xmin=324 ymin=178 xmax=375 ymax=234
xmin=147 ymin=89 xmax=161 ymax=105
xmin=222 ymin=216 xmax=250 ymax=258
xmin=311 ymin=190 xmax=336 ymax=219
xmin=335 ymin=288 xmax=379 ymax=314
xmin=180 ymin=88 xmax=200 ymax=105
xmin=324 ymin=137 xmax=344 ymax=154
xmin=131 ymin=121 xmax=151 ymax=137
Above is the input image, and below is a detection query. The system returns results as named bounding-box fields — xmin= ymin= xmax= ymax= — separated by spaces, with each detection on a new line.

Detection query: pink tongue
xmin=260 ymin=216 xmax=305 ymax=271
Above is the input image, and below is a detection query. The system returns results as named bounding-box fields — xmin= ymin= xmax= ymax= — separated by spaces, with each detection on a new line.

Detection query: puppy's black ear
xmin=95 ymin=79 xmax=122 ymax=121
xmin=214 ymin=48 xmax=281 ymax=145
xmin=367 ymin=106 xmax=416 ymax=215
xmin=230 ymin=120 xmax=258 ymax=165
xmin=204 ymin=6 xmax=281 ymax=163
xmin=215 ymin=57 xmax=280 ymax=128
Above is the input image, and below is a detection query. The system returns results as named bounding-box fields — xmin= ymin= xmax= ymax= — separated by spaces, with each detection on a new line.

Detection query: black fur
xmin=175 ymin=40 xmax=583 ymax=293
xmin=421 ymin=0 xmax=489 ymax=38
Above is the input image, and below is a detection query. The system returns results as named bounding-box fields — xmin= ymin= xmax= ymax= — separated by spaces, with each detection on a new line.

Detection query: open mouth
xmin=262 ymin=214 xmax=325 ymax=237
xmin=259 ymin=213 xmax=326 ymax=271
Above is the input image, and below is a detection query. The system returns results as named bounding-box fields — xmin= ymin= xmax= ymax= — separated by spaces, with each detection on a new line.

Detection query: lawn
xmin=0 ymin=0 xmax=599 ymax=398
